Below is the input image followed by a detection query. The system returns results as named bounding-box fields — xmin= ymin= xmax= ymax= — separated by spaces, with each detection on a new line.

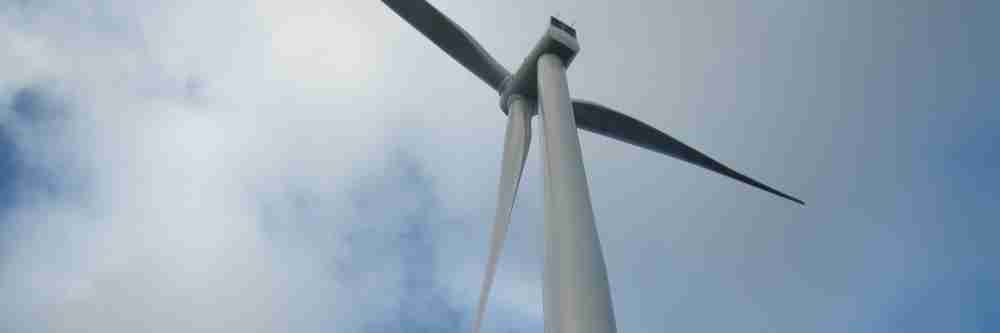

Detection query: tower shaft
xmin=538 ymin=53 xmax=617 ymax=333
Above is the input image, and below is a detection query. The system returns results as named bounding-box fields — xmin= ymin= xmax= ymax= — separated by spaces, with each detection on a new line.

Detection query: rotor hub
xmin=499 ymin=17 xmax=580 ymax=115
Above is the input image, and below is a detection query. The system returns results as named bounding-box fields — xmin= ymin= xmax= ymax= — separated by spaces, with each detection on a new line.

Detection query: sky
xmin=0 ymin=0 xmax=997 ymax=332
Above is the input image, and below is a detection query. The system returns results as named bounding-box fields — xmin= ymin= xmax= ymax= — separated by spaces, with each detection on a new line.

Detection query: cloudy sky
xmin=0 ymin=0 xmax=996 ymax=332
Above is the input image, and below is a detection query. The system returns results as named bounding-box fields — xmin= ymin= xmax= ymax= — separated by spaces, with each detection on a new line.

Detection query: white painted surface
xmin=537 ymin=53 xmax=617 ymax=333
xmin=473 ymin=95 xmax=533 ymax=333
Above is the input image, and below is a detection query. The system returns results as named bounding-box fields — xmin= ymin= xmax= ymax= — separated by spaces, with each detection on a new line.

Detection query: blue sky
xmin=1 ymin=0 xmax=997 ymax=332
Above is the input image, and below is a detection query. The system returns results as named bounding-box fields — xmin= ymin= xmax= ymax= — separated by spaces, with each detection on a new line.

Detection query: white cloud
xmin=0 ymin=1 xmax=415 ymax=332
xmin=2 ymin=0 xmax=996 ymax=332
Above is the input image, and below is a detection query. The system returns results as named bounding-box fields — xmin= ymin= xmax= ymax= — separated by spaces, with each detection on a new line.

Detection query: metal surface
xmin=382 ymin=0 xmax=510 ymax=91
xmin=500 ymin=20 xmax=579 ymax=113
xmin=473 ymin=95 xmax=533 ymax=333
xmin=379 ymin=3 xmax=805 ymax=332
xmin=538 ymin=54 xmax=617 ymax=333
xmin=572 ymin=100 xmax=804 ymax=205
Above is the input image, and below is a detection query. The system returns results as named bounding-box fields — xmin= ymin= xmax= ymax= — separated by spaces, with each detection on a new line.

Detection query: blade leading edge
xmin=572 ymin=100 xmax=804 ymax=205
xmin=383 ymin=0 xmax=511 ymax=91
xmin=473 ymin=99 xmax=532 ymax=333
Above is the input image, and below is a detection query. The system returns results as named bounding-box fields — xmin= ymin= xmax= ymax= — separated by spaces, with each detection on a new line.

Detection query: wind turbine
xmin=381 ymin=1 xmax=805 ymax=333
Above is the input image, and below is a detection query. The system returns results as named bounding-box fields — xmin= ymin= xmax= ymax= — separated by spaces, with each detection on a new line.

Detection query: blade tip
xmin=786 ymin=195 xmax=806 ymax=206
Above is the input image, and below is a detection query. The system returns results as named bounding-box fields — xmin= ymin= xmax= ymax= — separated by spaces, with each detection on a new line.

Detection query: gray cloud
xmin=2 ymin=0 xmax=997 ymax=332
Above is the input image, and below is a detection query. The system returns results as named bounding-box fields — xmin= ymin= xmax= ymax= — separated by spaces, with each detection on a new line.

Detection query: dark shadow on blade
xmin=572 ymin=100 xmax=805 ymax=205
xmin=383 ymin=0 xmax=510 ymax=91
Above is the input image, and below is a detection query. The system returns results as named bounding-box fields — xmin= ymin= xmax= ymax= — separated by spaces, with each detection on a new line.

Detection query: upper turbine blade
xmin=383 ymin=0 xmax=511 ymax=91
xmin=473 ymin=98 xmax=532 ymax=333
xmin=571 ymin=100 xmax=805 ymax=205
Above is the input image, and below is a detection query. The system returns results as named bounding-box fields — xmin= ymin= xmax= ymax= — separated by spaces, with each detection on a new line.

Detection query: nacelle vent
xmin=550 ymin=17 xmax=576 ymax=38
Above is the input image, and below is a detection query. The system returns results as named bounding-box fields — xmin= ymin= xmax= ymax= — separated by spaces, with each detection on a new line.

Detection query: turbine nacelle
xmin=381 ymin=2 xmax=805 ymax=332
xmin=499 ymin=17 xmax=580 ymax=114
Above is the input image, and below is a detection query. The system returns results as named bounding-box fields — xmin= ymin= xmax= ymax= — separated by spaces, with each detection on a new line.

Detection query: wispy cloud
xmin=2 ymin=0 xmax=998 ymax=332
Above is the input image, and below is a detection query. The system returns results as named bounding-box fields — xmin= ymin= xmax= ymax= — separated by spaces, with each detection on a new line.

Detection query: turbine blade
xmin=473 ymin=99 xmax=532 ymax=333
xmin=382 ymin=0 xmax=511 ymax=91
xmin=571 ymin=100 xmax=805 ymax=205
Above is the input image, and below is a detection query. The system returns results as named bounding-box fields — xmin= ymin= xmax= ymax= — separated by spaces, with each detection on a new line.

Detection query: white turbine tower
xmin=382 ymin=2 xmax=805 ymax=333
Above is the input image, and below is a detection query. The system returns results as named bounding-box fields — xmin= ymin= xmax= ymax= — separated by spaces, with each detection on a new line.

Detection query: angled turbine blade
xmin=382 ymin=0 xmax=511 ymax=91
xmin=571 ymin=100 xmax=805 ymax=205
xmin=473 ymin=98 xmax=533 ymax=333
